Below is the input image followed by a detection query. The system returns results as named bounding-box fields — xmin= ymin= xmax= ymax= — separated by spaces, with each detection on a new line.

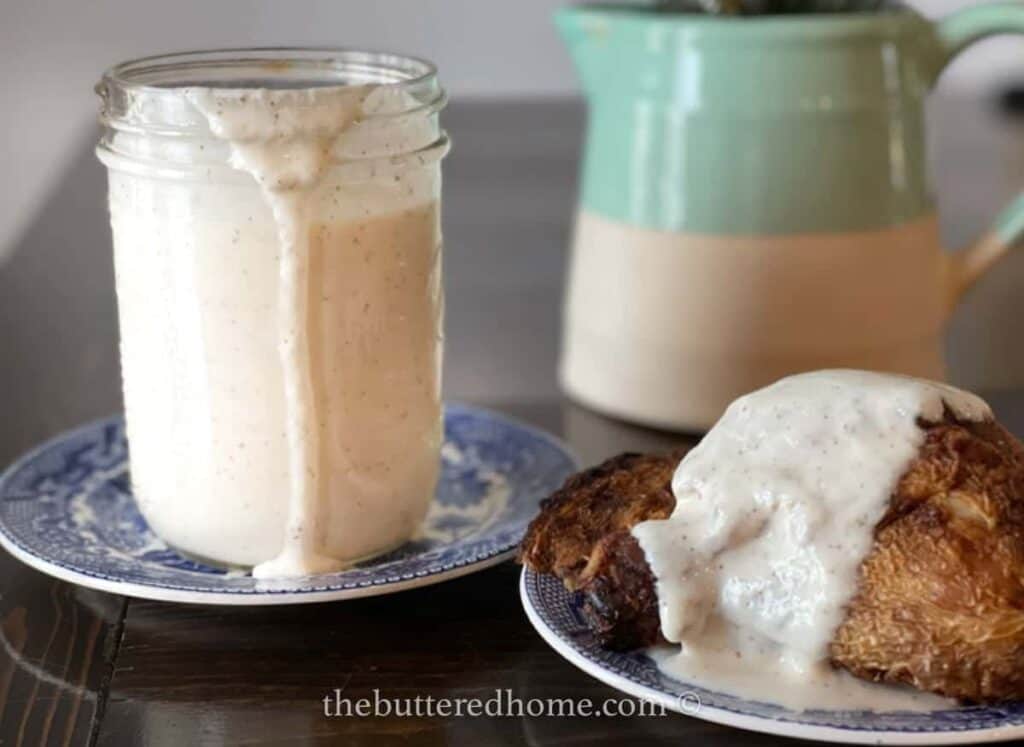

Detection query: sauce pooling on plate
xmin=632 ymin=370 xmax=991 ymax=710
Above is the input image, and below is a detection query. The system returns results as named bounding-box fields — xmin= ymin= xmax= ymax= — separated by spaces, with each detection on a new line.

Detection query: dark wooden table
xmin=1 ymin=97 xmax=1023 ymax=746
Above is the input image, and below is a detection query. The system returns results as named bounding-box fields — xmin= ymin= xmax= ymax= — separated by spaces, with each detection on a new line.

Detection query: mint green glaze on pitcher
xmin=557 ymin=3 xmax=1024 ymax=236
xmin=557 ymin=2 xmax=1024 ymax=431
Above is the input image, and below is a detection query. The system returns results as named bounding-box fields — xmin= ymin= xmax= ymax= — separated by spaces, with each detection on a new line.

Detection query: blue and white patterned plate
xmin=521 ymin=568 xmax=1024 ymax=745
xmin=0 ymin=404 xmax=577 ymax=605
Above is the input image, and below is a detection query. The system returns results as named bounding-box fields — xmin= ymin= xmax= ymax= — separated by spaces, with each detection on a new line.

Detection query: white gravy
xmin=632 ymin=370 xmax=990 ymax=710
xmin=187 ymin=87 xmax=369 ymax=577
xmin=109 ymin=83 xmax=443 ymax=577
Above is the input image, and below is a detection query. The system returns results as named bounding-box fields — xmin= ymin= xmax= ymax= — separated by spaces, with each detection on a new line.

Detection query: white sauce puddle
xmin=632 ymin=370 xmax=990 ymax=711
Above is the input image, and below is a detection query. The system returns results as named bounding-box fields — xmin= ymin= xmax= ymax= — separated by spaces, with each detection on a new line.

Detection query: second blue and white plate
xmin=0 ymin=404 xmax=577 ymax=605
xmin=521 ymin=567 xmax=1024 ymax=745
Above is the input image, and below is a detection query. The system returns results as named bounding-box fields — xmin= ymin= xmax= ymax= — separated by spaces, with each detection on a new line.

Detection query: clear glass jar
xmin=96 ymin=49 xmax=449 ymax=576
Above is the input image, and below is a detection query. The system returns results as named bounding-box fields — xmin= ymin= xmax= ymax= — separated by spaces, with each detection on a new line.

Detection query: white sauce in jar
xmin=632 ymin=370 xmax=991 ymax=710
xmin=109 ymin=83 xmax=444 ymax=578
xmin=187 ymin=87 xmax=369 ymax=578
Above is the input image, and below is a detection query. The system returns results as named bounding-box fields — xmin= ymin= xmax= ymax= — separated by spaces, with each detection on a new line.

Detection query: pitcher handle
xmin=931 ymin=3 xmax=1024 ymax=310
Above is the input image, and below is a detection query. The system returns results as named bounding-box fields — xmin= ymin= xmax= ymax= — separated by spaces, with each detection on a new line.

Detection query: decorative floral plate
xmin=520 ymin=568 xmax=1024 ymax=745
xmin=0 ymin=404 xmax=577 ymax=605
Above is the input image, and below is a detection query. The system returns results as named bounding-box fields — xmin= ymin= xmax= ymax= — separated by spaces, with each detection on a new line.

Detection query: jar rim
xmin=97 ymin=47 xmax=446 ymax=139
xmin=100 ymin=47 xmax=439 ymax=93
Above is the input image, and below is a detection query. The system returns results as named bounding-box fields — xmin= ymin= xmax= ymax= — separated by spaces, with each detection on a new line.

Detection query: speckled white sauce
xmin=107 ymin=84 xmax=444 ymax=577
xmin=633 ymin=370 xmax=990 ymax=710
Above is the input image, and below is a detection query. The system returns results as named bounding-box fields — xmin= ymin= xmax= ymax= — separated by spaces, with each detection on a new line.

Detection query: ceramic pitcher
xmin=557 ymin=2 xmax=1024 ymax=431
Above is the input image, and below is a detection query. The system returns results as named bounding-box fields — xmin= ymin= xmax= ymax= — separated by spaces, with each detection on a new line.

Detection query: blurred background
xmin=4 ymin=0 xmax=1023 ymax=266
xmin=2 ymin=0 xmax=1024 ymax=425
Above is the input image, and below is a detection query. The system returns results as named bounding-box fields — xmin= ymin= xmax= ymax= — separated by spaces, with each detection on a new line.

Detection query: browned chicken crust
xmin=517 ymin=453 xmax=676 ymax=589
xmin=576 ymin=531 xmax=664 ymax=651
xmin=831 ymin=417 xmax=1024 ymax=702
xmin=519 ymin=417 xmax=1024 ymax=703
xmin=517 ymin=451 xmax=677 ymax=651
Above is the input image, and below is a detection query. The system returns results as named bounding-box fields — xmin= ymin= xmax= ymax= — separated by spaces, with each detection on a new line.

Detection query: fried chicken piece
xmin=520 ymin=417 xmax=1024 ymax=702
xmin=576 ymin=530 xmax=663 ymax=650
xmin=517 ymin=451 xmax=678 ymax=650
xmin=517 ymin=452 xmax=677 ymax=589
xmin=831 ymin=417 xmax=1024 ymax=702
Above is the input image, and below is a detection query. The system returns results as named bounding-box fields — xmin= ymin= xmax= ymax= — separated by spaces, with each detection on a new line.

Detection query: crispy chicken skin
xmin=575 ymin=530 xmax=664 ymax=650
xmin=518 ymin=416 xmax=1024 ymax=702
xmin=517 ymin=453 xmax=676 ymax=589
xmin=517 ymin=451 xmax=677 ymax=650
xmin=831 ymin=416 xmax=1024 ymax=702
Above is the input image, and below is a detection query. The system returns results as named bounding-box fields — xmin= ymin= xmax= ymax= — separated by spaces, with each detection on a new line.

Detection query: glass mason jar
xmin=95 ymin=49 xmax=449 ymax=576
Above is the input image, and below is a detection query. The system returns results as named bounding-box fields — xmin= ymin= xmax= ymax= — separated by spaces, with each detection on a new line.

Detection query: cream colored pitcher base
xmin=559 ymin=211 xmax=949 ymax=432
